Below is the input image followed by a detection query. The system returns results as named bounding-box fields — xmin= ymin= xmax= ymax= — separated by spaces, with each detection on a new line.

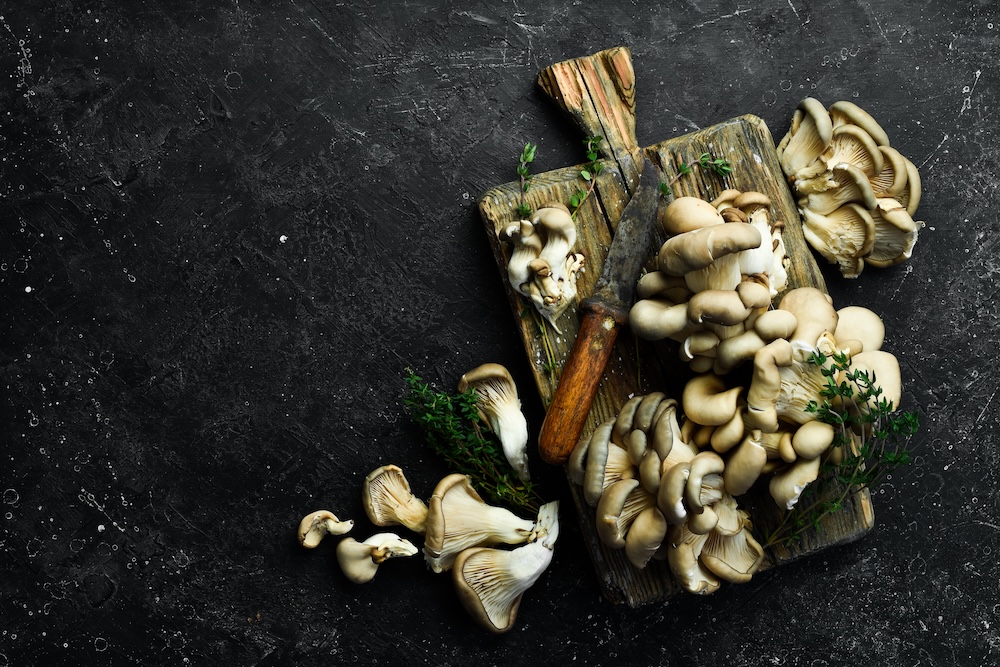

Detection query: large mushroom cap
xmin=661 ymin=196 xmax=726 ymax=235
xmin=423 ymin=474 xmax=537 ymax=573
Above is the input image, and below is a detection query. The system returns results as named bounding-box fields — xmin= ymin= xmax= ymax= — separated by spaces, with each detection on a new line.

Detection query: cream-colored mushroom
xmin=297 ymin=510 xmax=354 ymax=548
xmin=700 ymin=504 xmax=765 ymax=584
xmin=801 ymin=163 xmax=878 ymax=216
xmin=452 ymin=501 xmax=558 ymax=634
xmin=724 ymin=430 xmax=769 ymax=496
xmin=661 ymin=196 xmax=726 ymax=234
xmin=778 ymin=97 xmax=834 ymax=179
xmin=458 ymin=363 xmax=530 ymax=482
xmin=682 ymin=373 xmax=743 ymax=427
xmin=596 ymin=478 xmax=656 ymax=549
xmin=362 ymin=465 xmax=429 ymax=533
xmin=666 ymin=522 xmax=721 ymax=595
xmin=423 ymin=474 xmax=538 ymax=573
xmin=834 ymin=306 xmax=885 ymax=353
xmin=769 ymin=456 xmax=822 ymax=510
xmin=864 ymin=198 xmax=922 ymax=269
xmin=625 ymin=505 xmax=668 ymax=570
xmin=336 ymin=532 xmax=418 ymax=584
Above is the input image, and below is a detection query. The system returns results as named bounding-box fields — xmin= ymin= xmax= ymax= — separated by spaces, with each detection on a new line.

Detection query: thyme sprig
xmin=763 ymin=350 xmax=919 ymax=548
xmin=516 ymin=142 xmax=537 ymax=218
xmin=569 ymin=135 xmax=605 ymax=218
xmin=403 ymin=370 xmax=543 ymax=513
xmin=659 ymin=152 xmax=733 ymax=194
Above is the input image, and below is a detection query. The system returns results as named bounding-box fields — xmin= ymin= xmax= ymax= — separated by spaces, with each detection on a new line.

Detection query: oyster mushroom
xmin=865 ymin=198 xmax=923 ymax=269
xmin=778 ymin=97 xmax=834 ymax=180
xmin=297 ymin=510 xmax=354 ymax=548
xmin=362 ymin=465 xmax=429 ymax=533
xmin=458 ymin=363 xmax=530 ymax=482
xmin=700 ymin=502 xmax=765 ymax=584
xmin=423 ymin=474 xmax=538 ymax=573
xmin=801 ymin=203 xmax=876 ymax=279
xmin=770 ymin=456 xmax=822 ymax=510
xmin=666 ymin=522 xmax=721 ymax=595
xmin=336 ymin=532 xmax=418 ymax=584
xmin=502 ymin=203 xmax=585 ymax=332
xmin=452 ymin=501 xmax=559 ymax=634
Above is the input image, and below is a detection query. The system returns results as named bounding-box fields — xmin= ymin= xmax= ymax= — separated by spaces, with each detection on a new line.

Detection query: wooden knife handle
xmin=537 ymin=296 xmax=628 ymax=465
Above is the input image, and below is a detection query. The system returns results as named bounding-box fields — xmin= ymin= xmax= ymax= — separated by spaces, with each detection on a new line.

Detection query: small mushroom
xmin=864 ymin=198 xmax=922 ymax=269
xmin=423 ymin=474 xmax=538 ymax=573
xmin=452 ymin=501 xmax=559 ymax=634
xmin=666 ymin=522 xmax=721 ymax=595
xmin=682 ymin=373 xmax=743 ymax=427
xmin=801 ymin=163 xmax=878 ymax=216
xmin=801 ymin=203 xmax=876 ymax=279
xmin=834 ymin=306 xmax=885 ymax=353
xmin=458 ymin=363 xmax=530 ymax=482
xmin=724 ymin=431 xmax=769 ymax=496
xmin=297 ymin=510 xmax=354 ymax=548
xmin=700 ymin=507 xmax=765 ymax=584
xmin=791 ymin=420 xmax=836 ymax=460
xmin=596 ymin=478 xmax=655 ymax=549
xmin=362 ymin=465 xmax=429 ymax=533
xmin=624 ymin=505 xmax=668 ymax=570
xmin=778 ymin=97 xmax=834 ymax=179
xmin=769 ymin=456 xmax=822 ymax=510
xmin=661 ymin=196 xmax=726 ymax=234
xmin=336 ymin=532 xmax=418 ymax=584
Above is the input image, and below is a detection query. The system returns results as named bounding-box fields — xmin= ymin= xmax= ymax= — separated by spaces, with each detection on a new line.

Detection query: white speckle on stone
xmin=279 ymin=235 xmax=288 ymax=243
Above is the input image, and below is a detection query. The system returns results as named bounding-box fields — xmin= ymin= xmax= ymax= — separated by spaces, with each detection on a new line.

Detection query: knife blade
xmin=538 ymin=156 xmax=661 ymax=465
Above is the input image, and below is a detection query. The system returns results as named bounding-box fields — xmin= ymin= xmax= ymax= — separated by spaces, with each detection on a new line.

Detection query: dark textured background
xmin=2 ymin=1 xmax=998 ymax=665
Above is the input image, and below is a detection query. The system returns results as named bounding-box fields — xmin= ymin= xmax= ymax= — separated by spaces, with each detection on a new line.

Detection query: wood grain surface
xmin=478 ymin=48 xmax=873 ymax=606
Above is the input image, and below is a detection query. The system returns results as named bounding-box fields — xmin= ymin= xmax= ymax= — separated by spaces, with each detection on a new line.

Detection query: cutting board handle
xmin=537 ymin=47 xmax=640 ymax=185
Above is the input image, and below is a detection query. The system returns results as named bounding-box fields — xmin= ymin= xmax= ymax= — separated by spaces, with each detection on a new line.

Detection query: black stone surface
xmin=2 ymin=1 xmax=998 ymax=665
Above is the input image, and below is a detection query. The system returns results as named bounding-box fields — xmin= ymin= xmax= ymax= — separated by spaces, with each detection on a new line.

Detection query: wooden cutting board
xmin=478 ymin=47 xmax=873 ymax=606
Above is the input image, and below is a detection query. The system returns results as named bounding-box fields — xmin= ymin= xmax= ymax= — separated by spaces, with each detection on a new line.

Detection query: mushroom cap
xmin=802 ymin=204 xmax=876 ymax=279
xmin=661 ymin=196 xmax=725 ymax=235
xmin=778 ymin=287 xmax=839 ymax=350
xmin=665 ymin=523 xmax=721 ymax=595
xmin=791 ymin=420 xmax=836 ymax=459
xmin=336 ymin=533 xmax=417 ymax=584
xmin=297 ymin=510 xmax=354 ymax=548
xmin=724 ymin=431 xmax=769 ymax=496
xmin=658 ymin=461 xmax=692 ymax=525
xmin=682 ymin=373 xmax=743 ymax=427
xmin=825 ymin=123 xmax=885 ymax=176
xmin=745 ymin=338 xmax=795 ymax=433
xmin=865 ymin=199 xmax=921 ymax=268
xmin=423 ymin=474 xmax=536 ymax=573
xmin=769 ymin=456 xmax=822 ymax=510
xmin=700 ymin=515 xmax=765 ymax=584
xmin=624 ymin=506 xmax=668 ymax=569
xmin=869 ymin=145 xmax=909 ymax=198
xmin=685 ymin=451 xmax=726 ymax=515
xmin=596 ymin=478 xmax=654 ymax=549
xmin=452 ymin=538 xmax=554 ymax=634
xmin=848 ymin=350 xmax=903 ymax=411
xmin=732 ymin=191 xmax=771 ymax=211
xmin=362 ymin=465 xmax=429 ymax=533
xmin=629 ymin=297 xmax=693 ymax=342
xmin=829 ymin=100 xmax=890 ymax=146
xmin=781 ymin=97 xmax=834 ymax=176
xmin=687 ymin=290 xmax=752 ymax=326
xmin=899 ymin=156 xmax=921 ymax=216
xmin=582 ymin=419 xmax=616 ymax=507
xmin=458 ymin=363 xmax=530 ymax=482
xmin=802 ymin=162 xmax=879 ymax=215
xmin=657 ymin=223 xmax=763 ymax=277
xmin=752 ymin=309 xmax=798 ymax=342
xmin=635 ymin=271 xmax=691 ymax=302
xmin=834 ymin=306 xmax=885 ymax=353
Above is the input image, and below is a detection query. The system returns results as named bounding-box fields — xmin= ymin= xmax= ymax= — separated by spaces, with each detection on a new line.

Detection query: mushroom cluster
xmin=567 ymin=393 xmax=764 ymax=593
xmin=675 ymin=287 xmax=902 ymax=512
xmin=297 ymin=464 xmax=558 ymax=634
xmin=501 ymin=202 xmax=585 ymax=331
xmin=777 ymin=98 xmax=924 ymax=277
xmin=629 ymin=191 xmax=790 ymax=373
xmin=569 ymin=284 xmax=902 ymax=594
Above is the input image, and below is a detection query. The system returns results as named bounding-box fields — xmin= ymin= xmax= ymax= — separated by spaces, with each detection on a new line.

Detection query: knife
xmin=538 ymin=156 xmax=661 ymax=465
